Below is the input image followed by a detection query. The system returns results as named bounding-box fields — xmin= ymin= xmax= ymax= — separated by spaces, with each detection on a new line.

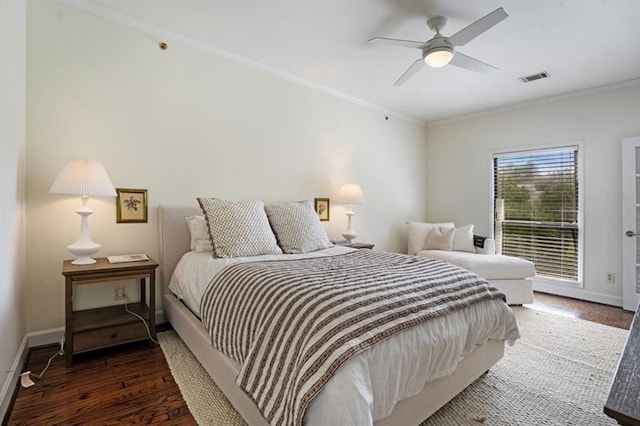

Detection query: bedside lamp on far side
xmin=49 ymin=159 xmax=116 ymax=265
xmin=336 ymin=183 xmax=366 ymax=243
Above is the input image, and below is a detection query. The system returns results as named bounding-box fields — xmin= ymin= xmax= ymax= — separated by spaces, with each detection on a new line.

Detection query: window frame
xmin=490 ymin=143 xmax=584 ymax=287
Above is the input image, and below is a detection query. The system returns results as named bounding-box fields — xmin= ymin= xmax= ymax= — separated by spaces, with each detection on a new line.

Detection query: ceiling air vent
xmin=519 ymin=71 xmax=550 ymax=83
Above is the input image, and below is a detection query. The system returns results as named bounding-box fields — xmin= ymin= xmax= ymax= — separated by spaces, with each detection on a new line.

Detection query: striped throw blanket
xmin=200 ymin=250 xmax=505 ymax=426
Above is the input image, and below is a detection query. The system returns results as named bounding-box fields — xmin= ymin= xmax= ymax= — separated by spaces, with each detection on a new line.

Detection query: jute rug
xmin=158 ymin=307 xmax=627 ymax=425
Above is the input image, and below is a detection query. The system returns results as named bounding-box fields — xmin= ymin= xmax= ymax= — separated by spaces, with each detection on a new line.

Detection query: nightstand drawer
xmin=73 ymin=322 xmax=147 ymax=353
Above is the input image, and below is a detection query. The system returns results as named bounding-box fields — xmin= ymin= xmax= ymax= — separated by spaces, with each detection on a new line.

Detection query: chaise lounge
xmin=408 ymin=221 xmax=535 ymax=305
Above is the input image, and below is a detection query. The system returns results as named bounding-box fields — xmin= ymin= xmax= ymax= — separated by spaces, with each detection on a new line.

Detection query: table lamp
xmin=336 ymin=183 xmax=366 ymax=243
xmin=49 ymin=159 xmax=116 ymax=265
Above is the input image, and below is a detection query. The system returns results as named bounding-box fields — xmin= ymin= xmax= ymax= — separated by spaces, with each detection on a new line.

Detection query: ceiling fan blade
xmin=394 ymin=58 xmax=425 ymax=86
xmin=369 ymin=37 xmax=427 ymax=50
xmin=449 ymin=52 xmax=498 ymax=73
xmin=448 ymin=7 xmax=508 ymax=47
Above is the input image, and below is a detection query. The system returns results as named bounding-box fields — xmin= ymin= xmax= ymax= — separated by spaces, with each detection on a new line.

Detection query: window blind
xmin=493 ymin=147 xmax=580 ymax=281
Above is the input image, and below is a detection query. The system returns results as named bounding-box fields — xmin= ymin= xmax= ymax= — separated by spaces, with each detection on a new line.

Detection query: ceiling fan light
xmin=424 ymin=49 xmax=453 ymax=68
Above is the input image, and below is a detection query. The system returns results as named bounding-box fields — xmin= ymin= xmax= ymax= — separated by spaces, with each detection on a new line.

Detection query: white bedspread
xmin=170 ymin=249 xmax=520 ymax=425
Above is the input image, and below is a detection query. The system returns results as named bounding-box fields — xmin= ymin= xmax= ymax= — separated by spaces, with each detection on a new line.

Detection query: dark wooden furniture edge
xmin=605 ymin=306 xmax=640 ymax=425
xmin=331 ymin=241 xmax=375 ymax=249
xmin=62 ymin=257 xmax=159 ymax=276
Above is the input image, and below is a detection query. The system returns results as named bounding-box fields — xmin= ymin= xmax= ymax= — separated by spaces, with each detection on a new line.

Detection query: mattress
xmin=169 ymin=248 xmax=520 ymax=425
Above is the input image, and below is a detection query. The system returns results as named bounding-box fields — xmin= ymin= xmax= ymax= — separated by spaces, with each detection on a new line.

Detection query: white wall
xmin=25 ymin=2 xmax=429 ymax=332
xmin=425 ymin=85 xmax=640 ymax=305
xmin=0 ymin=0 xmax=27 ymax=417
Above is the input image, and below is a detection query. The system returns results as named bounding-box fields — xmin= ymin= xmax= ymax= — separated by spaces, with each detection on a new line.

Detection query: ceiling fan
xmin=369 ymin=7 xmax=508 ymax=86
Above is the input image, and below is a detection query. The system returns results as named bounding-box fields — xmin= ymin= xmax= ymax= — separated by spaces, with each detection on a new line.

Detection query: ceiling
xmin=83 ymin=0 xmax=640 ymax=123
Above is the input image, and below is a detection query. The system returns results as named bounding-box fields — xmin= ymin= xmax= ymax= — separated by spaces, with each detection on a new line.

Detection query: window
xmin=493 ymin=146 xmax=582 ymax=284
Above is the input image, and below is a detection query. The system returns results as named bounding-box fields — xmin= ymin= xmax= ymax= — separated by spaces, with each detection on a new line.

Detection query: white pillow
xmin=407 ymin=221 xmax=455 ymax=255
xmin=424 ymin=226 xmax=455 ymax=251
xmin=452 ymin=224 xmax=476 ymax=253
xmin=197 ymin=198 xmax=283 ymax=258
xmin=265 ymin=201 xmax=332 ymax=254
xmin=186 ymin=215 xmax=214 ymax=253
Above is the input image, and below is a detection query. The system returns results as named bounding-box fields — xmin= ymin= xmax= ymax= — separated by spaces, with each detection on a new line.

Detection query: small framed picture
xmin=116 ymin=188 xmax=148 ymax=223
xmin=314 ymin=198 xmax=330 ymax=221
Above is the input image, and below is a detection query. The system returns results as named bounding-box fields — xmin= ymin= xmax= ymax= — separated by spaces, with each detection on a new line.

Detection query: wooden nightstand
xmin=333 ymin=241 xmax=375 ymax=249
xmin=61 ymin=257 xmax=159 ymax=366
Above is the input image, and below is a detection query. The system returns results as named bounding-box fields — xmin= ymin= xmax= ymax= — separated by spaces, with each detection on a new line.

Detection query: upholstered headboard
xmin=158 ymin=205 xmax=201 ymax=294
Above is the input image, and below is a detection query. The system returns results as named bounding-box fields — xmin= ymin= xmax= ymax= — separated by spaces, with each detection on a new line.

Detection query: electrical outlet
xmin=606 ymin=272 xmax=615 ymax=284
xmin=114 ymin=286 xmax=126 ymax=301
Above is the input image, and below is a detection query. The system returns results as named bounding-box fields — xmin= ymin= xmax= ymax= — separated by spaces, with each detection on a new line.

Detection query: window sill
xmin=533 ymin=275 xmax=583 ymax=289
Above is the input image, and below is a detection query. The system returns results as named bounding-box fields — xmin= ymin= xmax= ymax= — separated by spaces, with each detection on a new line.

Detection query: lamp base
xmin=342 ymin=207 xmax=358 ymax=243
xmin=68 ymin=197 xmax=101 ymax=265
xmin=341 ymin=232 xmax=358 ymax=243
xmin=70 ymin=256 xmax=98 ymax=265
xmin=67 ymin=242 xmax=101 ymax=265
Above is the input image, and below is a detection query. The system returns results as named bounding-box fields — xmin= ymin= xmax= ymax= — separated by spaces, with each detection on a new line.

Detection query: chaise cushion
xmin=416 ymin=250 xmax=536 ymax=280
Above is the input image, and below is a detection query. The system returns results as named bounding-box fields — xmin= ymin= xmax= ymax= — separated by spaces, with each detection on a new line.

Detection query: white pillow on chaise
xmin=408 ymin=221 xmax=478 ymax=254
xmin=452 ymin=224 xmax=476 ymax=253
xmin=407 ymin=221 xmax=455 ymax=255
xmin=424 ymin=227 xmax=455 ymax=250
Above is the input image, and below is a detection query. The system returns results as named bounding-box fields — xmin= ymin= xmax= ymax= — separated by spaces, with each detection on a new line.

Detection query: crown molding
xmin=426 ymin=78 xmax=640 ymax=127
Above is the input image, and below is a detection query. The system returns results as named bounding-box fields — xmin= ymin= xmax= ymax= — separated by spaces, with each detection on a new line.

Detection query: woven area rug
xmin=158 ymin=307 xmax=627 ymax=425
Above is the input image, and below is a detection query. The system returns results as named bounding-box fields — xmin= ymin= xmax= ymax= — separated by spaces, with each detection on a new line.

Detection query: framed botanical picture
xmin=314 ymin=198 xmax=330 ymax=221
xmin=116 ymin=188 xmax=148 ymax=223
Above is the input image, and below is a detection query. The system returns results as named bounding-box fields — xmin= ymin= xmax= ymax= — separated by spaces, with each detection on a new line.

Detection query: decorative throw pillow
xmin=424 ymin=226 xmax=455 ymax=251
xmin=452 ymin=224 xmax=476 ymax=253
xmin=186 ymin=215 xmax=214 ymax=253
xmin=197 ymin=198 xmax=283 ymax=258
xmin=408 ymin=221 xmax=455 ymax=255
xmin=265 ymin=201 xmax=332 ymax=254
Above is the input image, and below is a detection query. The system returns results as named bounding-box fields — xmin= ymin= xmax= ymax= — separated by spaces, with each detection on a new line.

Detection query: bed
xmin=159 ymin=204 xmax=519 ymax=425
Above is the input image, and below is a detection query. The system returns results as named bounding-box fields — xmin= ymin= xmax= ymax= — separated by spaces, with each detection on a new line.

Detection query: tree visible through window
xmin=493 ymin=147 xmax=580 ymax=282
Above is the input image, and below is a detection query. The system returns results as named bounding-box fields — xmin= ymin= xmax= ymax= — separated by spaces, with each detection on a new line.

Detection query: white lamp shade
xmin=424 ymin=49 xmax=454 ymax=68
xmin=49 ymin=159 xmax=116 ymax=197
xmin=336 ymin=183 xmax=366 ymax=205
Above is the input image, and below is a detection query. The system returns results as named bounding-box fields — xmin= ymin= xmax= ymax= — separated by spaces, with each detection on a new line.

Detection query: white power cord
xmin=19 ymin=338 xmax=65 ymax=388
xmin=124 ymin=294 xmax=159 ymax=345
xmin=5 ymin=294 xmax=157 ymax=389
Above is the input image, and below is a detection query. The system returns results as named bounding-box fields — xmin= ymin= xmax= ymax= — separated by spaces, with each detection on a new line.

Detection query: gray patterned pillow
xmin=197 ymin=198 xmax=283 ymax=258
xmin=265 ymin=201 xmax=332 ymax=254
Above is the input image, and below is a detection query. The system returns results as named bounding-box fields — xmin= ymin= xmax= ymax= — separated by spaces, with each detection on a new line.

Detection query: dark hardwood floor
xmin=527 ymin=291 xmax=634 ymax=329
xmin=5 ymin=338 xmax=196 ymax=425
xmin=4 ymin=292 xmax=634 ymax=425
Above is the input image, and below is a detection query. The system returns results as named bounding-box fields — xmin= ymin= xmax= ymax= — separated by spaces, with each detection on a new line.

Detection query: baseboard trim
xmin=0 ymin=335 xmax=28 ymax=422
xmin=155 ymin=310 xmax=165 ymax=325
xmin=27 ymin=327 xmax=65 ymax=348
xmin=533 ymin=281 xmax=623 ymax=307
